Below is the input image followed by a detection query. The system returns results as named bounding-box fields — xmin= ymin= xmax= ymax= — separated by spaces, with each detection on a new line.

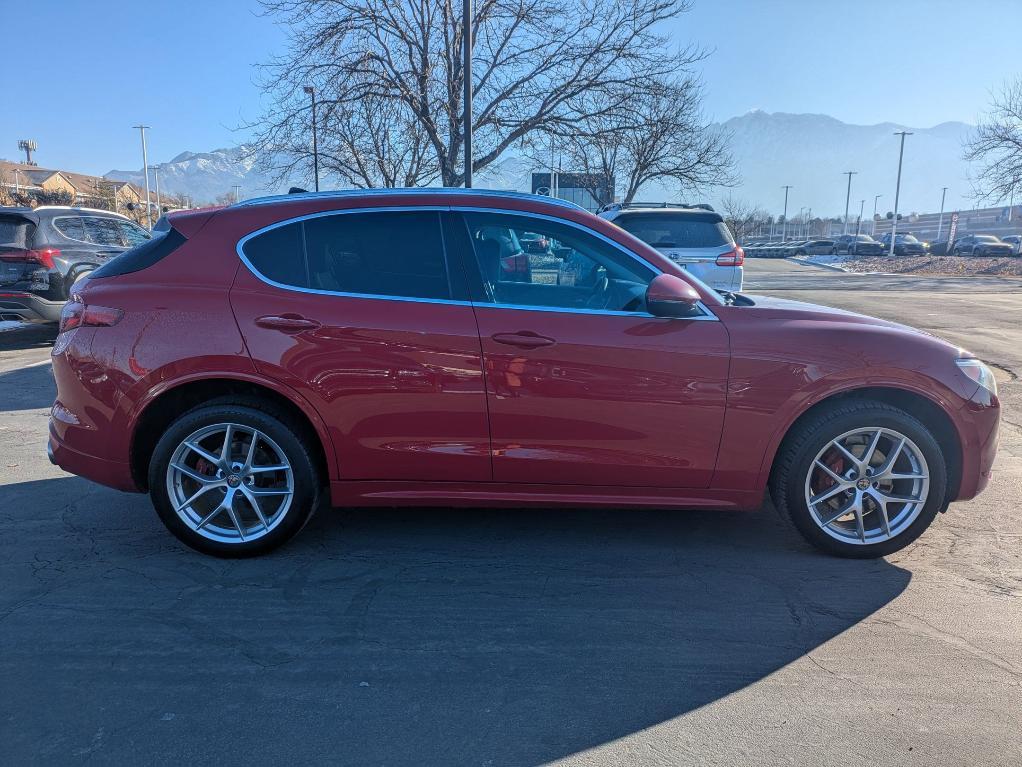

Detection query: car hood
xmin=737 ymin=294 xmax=935 ymax=335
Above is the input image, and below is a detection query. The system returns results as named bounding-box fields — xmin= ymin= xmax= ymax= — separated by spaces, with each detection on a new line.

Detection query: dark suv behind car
xmin=833 ymin=234 xmax=885 ymax=256
xmin=0 ymin=206 xmax=150 ymax=322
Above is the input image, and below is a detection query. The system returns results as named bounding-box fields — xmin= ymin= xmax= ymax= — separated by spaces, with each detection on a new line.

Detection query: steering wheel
xmin=585 ymin=274 xmax=611 ymax=309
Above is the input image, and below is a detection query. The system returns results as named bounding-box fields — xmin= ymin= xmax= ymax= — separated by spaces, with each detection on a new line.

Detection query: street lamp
xmin=872 ymin=194 xmax=882 ymax=235
xmin=936 ymin=186 xmax=948 ymax=242
xmin=842 ymin=171 xmax=857 ymax=235
xmin=303 ymin=86 xmax=320 ymax=192
xmin=133 ymin=125 xmax=152 ymax=229
xmin=147 ymin=165 xmax=162 ymax=215
xmin=780 ymin=185 xmax=792 ymax=241
xmin=855 ymin=199 xmax=865 ymax=236
xmin=889 ymin=131 xmax=913 ymax=256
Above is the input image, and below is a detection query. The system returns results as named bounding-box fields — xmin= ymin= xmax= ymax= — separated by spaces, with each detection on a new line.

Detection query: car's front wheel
xmin=149 ymin=399 xmax=320 ymax=557
xmin=771 ymin=400 xmax=947 ymax=558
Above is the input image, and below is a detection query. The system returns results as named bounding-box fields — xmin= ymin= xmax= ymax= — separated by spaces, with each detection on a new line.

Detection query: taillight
xmin=716 ymin=247 xmax=745 ymax=267
xmin=501 ymin=254 xmax=530 ymax=273
xmin=0 ymin=247 xmax=60 ymax=268
xmin=59 ymin=301 xmax=123 ymax=333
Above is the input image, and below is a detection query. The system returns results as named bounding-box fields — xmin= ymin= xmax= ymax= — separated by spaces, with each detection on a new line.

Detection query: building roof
xmin=0 ymin=160 xmax=145 ymax=199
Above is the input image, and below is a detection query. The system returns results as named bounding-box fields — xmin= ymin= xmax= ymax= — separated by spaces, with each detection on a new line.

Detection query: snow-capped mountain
xmin=103 ymin=113 xmax=977 ymax=214
xmin=711 ymin=110 xmax=974 ymax=216
xmin=105 ymin=146 xmax=284 ymax=204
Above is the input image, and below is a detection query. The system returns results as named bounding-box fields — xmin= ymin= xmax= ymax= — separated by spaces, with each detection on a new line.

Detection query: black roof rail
xmin=597 ymin=201 xmax=715 ymax=213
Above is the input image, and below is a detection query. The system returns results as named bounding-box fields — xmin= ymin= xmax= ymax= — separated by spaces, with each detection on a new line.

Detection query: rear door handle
xmin=255 ymin=314 xmax=322 ymax=333
xmin=491 ymin=331 xmax=556 ymax=349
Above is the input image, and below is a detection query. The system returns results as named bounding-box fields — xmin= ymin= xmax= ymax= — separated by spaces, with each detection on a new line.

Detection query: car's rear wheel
xmin=771 ymin=400 xmax=947 ymax=558
xmin=149 ymin=400 xmax=320 ymax=557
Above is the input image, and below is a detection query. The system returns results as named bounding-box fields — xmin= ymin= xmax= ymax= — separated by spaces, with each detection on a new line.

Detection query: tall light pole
xmin=936 ymin=186 xmax=948 ymax=242
xmin=780 ymin=185 xmax=792 ymax=241
xmin=842 ymin=171 xmax=857 ymax=235
xmin=233 ymin=184 xmax=242 ymax=203
xmin=463 ymin=0 xmax=473 ymax=188
xmin=872 ymin=194 xmax=882 ymax=235
xmin=133 ymin=125 xmax=152 ymax=229
xmin=887 ymin=129 xmax=911 ymax=255
xmin=303 ymin=87 xmax=320 ymax=192
xmin=889 ymin=131 xmax=912 ymax=256
xmin=147 ymin=165 xmax=162 ymax=215
xmin=855 ymin=199 xmax=865 ymax=236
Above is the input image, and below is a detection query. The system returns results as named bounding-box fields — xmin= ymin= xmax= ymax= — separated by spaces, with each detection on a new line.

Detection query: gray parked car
xmin=0 ymin=206 xmax=150 ymax=322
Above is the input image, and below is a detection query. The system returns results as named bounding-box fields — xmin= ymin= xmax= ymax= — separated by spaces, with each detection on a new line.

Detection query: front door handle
xmin=491 ymin=331 xmax=556 ymax=349
xmin=255 ymin=314 xmax=322 ymax=333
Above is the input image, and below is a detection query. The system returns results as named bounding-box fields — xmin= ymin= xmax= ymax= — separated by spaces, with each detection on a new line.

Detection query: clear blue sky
xmin=3 ymin=0 xmax=1020 ymax=176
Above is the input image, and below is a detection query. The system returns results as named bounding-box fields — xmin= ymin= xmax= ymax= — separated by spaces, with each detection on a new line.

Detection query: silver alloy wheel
xmin=166 ymin=422 xmax=295 ymax=544
xmin=804 ymin=427 xmax=929 ymax=545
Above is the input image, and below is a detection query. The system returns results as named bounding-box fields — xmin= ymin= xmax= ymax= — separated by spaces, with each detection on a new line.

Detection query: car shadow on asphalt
xmin=0 ymin=357 xmax=56 ymax=410
xmin=0 ymin=475 xmax=911 ymax=765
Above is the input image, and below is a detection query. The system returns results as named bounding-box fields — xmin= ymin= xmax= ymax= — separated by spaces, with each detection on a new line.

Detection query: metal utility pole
xmin=462 ymin=0 xmax=473 ymax=188
xmin=148 ymin=165 xmax=162 ymax=214
xmin=936 ymin=186 xmax=948 ymax=241
xmin=780 ymin=185 xmax=792 ymax=240
xmin=855 ymin=199 xmax=865 ymax=236
xmin=842 ymin=171 xmax=857 ymax=234
xmin=133 ymin=125 xmax=152 ymax=229
xmin=889 ymin=131 xmax=912 ymax=256
xmin=872 ymin=194 xmax=882 ymax=235
xmin=302 ymin=87 xmax=320 ymax=192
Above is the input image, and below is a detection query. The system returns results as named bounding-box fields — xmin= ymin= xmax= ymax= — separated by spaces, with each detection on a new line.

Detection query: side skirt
xmin=329 ymin=481 xmax=762 ymax=511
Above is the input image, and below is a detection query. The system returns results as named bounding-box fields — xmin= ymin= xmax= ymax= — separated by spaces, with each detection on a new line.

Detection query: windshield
xmin=975 ymin=235 xmax=1000 ymax=242
xmin=614 ymin=212 xmax=733 ymax=249
xmin=898 ymin=235 xmax=919 ymax=243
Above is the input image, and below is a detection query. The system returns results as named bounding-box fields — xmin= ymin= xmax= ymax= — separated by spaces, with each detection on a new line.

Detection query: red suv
xmin=48 ymin=189 xmax=1000 ymax=558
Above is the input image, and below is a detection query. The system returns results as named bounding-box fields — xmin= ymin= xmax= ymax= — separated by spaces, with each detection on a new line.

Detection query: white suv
xmin=599 ymin=203 xmax=744 ymax=293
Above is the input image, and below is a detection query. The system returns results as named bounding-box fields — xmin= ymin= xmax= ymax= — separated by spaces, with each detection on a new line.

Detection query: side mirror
xmin=645 ymin=273 xmax=702 ymax=318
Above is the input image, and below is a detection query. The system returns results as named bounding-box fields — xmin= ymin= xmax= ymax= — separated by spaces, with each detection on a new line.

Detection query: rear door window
xmin=613 ymin=213 xmax=733 ymax=249
xmin=115 ymin=220 xmax=151 ymax=246
xmin=82 ymin=217 xmax=126 ymax=246
xmin=241 ymin=210 xmax=452 ymax=301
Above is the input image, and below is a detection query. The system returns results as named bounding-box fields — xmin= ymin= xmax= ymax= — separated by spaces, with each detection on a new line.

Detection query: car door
xmin=450 ymin=210 xmax=730 ymax=488
xmin=230 ymin=208 xmax=491 ymax=482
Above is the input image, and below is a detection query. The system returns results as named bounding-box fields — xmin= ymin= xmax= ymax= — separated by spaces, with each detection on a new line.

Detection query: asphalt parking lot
xmin=2 ymin=259 xmax=1020 ymax=766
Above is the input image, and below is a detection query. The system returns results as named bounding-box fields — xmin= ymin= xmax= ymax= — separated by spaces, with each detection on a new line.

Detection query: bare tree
xmin=550 ymin=78 xmax=734 ymax=206
xmin=253 ymin=0 xmax=708 ymax=188
xmin=964 ymin=79 xmax=1022 ymax=203
xmin=720 ymin=194 xmax=768 ymax=243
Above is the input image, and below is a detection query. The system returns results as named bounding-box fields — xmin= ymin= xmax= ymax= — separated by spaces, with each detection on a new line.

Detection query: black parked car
xmin=952 ymin=234 xmax=1015 ymax=257
xmin=792 ymin=238 xmax=835 ymax=256
xmin=833 ymin=234 xmax=885 ymax=256
xmin=878 ymin=233 xmax=928 ymax=256
xmin=0 ymin=206 xmax=151 ymax=322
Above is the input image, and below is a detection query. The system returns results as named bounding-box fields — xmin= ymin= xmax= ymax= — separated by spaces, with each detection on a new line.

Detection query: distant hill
xmin=103 ymin=112 xmax=978 ymax=214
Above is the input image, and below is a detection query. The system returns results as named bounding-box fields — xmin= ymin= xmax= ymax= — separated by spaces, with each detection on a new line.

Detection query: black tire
xmin=770 ymin=399 xmax=948 ymax=558
xmin=148 ymin=398 xmax=321 ymax=557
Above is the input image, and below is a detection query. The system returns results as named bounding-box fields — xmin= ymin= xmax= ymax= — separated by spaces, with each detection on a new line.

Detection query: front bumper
xmin=0 ymin=291 xmax=64 ymax=323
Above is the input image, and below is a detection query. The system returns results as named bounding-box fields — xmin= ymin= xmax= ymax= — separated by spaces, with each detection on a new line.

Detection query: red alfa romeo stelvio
xmin=48 ymin=189 xmax=1000 ymax=558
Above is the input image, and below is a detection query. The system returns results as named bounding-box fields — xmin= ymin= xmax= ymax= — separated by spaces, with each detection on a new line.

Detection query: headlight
xmin=956 ymin=358 xmax=998 ymax=396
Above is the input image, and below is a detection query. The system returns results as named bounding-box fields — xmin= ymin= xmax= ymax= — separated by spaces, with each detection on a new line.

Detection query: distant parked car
xmin=952 ymin=234 xmax=1015 ymax=257
xmin=600 ymin=203 xmax=743 ymax=292
xmin=0 ymin=206 xmax=151 ymax=322
xmin=793 ymin=239 xmax=836 ymax=256
xmin=1001 ymin=235 xmax=1022 ymax=255
xmin=878 ymin=233 xmax=928 ymax=256
xmin=833 ymin=234 xmax=885 ymax=256
xmin=928 ymin=240 xmax=950 ymax=256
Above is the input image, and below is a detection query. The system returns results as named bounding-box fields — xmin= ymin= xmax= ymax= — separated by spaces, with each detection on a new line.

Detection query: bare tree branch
xmin=964 ymin=79 xmax=1022 ymax=204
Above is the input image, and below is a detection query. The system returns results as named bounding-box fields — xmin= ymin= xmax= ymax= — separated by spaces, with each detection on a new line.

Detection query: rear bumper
xmin=48 ymin=422 xmax=138 ymax=492
xmin=0 ymin=291 xmax=64 ymax=323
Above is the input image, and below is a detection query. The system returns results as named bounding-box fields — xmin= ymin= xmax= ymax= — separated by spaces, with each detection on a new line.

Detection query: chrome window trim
xmin=234 ymin=205 xmax=719 ymax=321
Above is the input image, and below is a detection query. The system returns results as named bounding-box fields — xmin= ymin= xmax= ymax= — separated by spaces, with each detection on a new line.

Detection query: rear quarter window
xmin=0 ymin=215 xmax=34 ymax=249
xmin=613 ymin=213 xmax=733 ymax=249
